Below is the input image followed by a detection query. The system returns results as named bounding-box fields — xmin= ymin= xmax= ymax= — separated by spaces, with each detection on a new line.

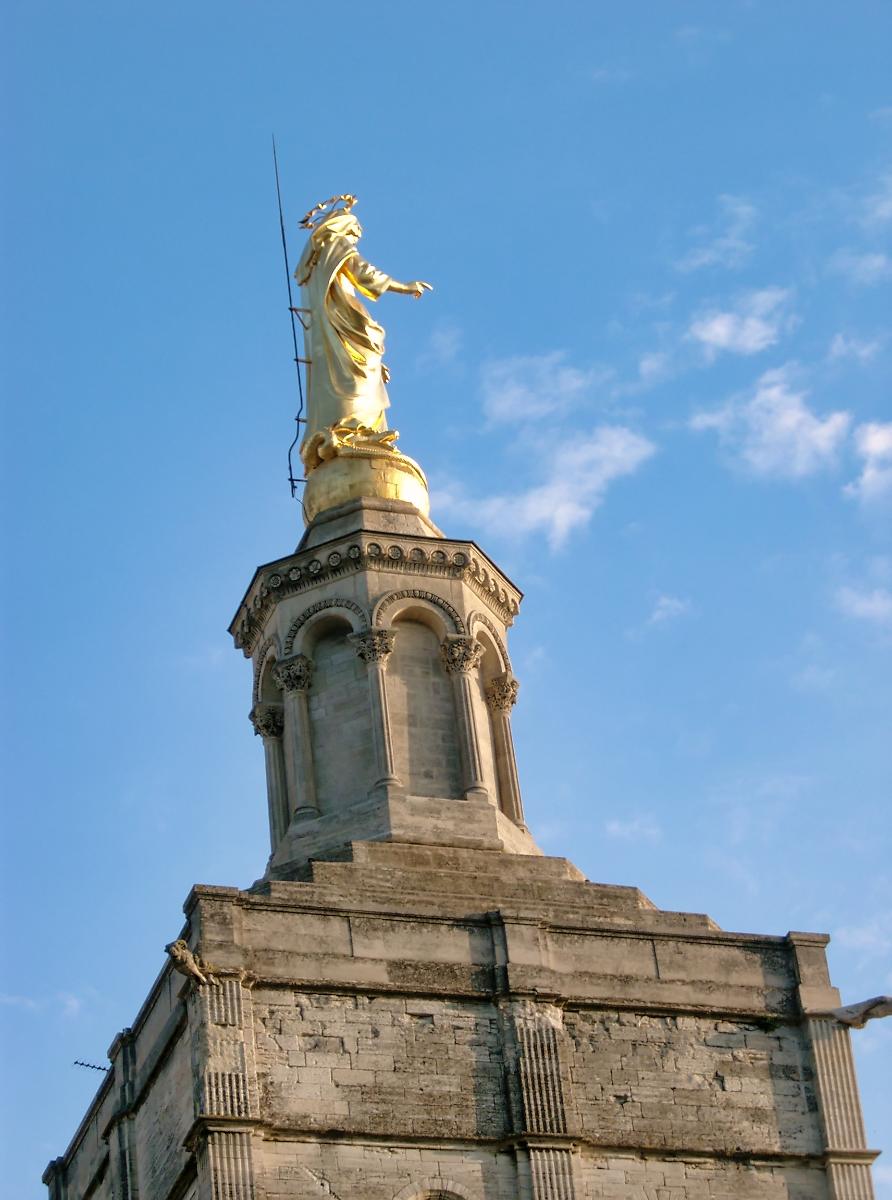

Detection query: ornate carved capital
xmin=249 ymin=704 xmax=284 ymax=739
xmin=273 ymin=654 xmax=314 ymax=693
xmin=485 ymin=674 xmax=520 ymax=713
xmin=350 ymin=629 xmax=396 ymax=664
xmin=440 ymin=636 xmax=485 ymax=675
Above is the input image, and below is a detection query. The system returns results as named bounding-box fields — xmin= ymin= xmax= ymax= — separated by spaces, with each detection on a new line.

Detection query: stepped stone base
xmin=267 ymin=793 xmax=542 ymax=879
xmin=46 ymin=837 xmax=880 ymax=1200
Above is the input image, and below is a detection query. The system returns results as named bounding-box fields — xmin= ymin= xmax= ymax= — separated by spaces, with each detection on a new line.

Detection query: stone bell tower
xmin=44 ymin=200 xmax=880 ymax=1200
xmin=234 ymin=492 xmax=538 ymax=880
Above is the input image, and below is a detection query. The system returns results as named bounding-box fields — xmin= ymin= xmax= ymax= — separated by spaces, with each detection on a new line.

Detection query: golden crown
xmin=300 ymin=193 xmax=357 ymax=230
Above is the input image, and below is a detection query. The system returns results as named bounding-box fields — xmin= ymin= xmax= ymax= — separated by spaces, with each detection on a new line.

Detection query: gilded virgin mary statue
xmin=294 ymin=195 xmax=431 ymax=481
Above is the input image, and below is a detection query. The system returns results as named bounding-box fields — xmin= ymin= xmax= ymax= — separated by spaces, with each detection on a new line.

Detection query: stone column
xmin=440 ymin=635 xmax=488 ymax=800
xmin=485 ymin=672 xmax=525 ymax=826
xmin=498 ymin=996 xmax=580 ymax=1200
xmin=248 ymin=704 xmax=288 ymax=848
xmin=788 ymin=931 xmax=878 ymax=1200
xmin=272 ymin=656 xmax=318 ymax=819
xmin=350 ymin=630 xmax=401 ymax=796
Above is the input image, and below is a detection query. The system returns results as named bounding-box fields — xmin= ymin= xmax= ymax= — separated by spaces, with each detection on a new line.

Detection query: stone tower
xmin=44 ymin=205 xmax=880 ymax=1200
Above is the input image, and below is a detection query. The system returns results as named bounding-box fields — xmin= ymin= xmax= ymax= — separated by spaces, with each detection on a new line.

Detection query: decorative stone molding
xmin=392 ymin=1181 xmax=474 ymax=1200
xmin=251 ymin=637 xmax=280 ymax=705
xmin=273 ymin=655 xmax=314 ymax=693
xmin=283 ymin=597 xmax=369 ymax=656
xmin=439 ymin=636 xmax=485 ymax=675
xmin=248 ymin=704 xmax=284 ymax=739
xmin=231 ymin=541 xmax=521 ymax=656
xmin=469 ymin=610 xmax=512 ymax=671
xmin=485 ymin=674 xmax=520 ymax=712
xmin=374 ymin=588 xmax=465 ymax=634
xmin=350 ymin=629 xmax=396 ymax=664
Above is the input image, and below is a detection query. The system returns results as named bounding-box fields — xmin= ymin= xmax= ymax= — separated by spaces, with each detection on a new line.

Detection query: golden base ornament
xmin=302 ymin=443 xmax=430 ymax=524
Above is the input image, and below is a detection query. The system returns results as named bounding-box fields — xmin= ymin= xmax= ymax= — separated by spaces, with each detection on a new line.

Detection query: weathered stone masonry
xmin=44 ymin=498 xmax=879 ymax=1199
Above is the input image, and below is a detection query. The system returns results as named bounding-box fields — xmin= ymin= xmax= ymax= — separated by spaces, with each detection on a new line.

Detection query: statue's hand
xmin=410 ymin=281 xmax=433 ymax=299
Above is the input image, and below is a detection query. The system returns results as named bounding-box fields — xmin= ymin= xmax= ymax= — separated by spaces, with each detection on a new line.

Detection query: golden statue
xmin=294 ymin=195 xmax=432 ymax=479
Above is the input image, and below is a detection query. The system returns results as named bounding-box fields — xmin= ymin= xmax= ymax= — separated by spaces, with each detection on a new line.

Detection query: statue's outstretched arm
xmin=386 ymin=278 xmax=433 ymax=299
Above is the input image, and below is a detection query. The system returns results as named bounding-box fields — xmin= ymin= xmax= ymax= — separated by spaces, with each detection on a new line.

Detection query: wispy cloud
xmin=834 ymin=917 xmax=892 ymax=956
xmin=863 ymin=170 xmax=892 ymax=227
xmin=676 ymin=194 xmax=756 ymax=272
xmin=688 ymin=287 xmax=794 ymax=358
xmin=480 ymin=352 xmax=612 ymax=425
xmin=605 ymin=815 xmax=662 ymax=842
xmin=647 ymin=594 xmax=692 ymax=626
xmin=417 ymin=321 xmax=462 ymax=370
xmin=0 ymin=993 xmax=39 ymax=1011
xmin=690 ymin=365 xmax=851 ymax=478
xmin=844 ymin=422 xmax=892 ymax=504
xmin=828 ymin=332 xmax=883 ymax=362
xmin=835 ymin=584 xmax=892 ymax=625
xmin=829 ymin=249 xmax=892 ymax=286
xmin=590 ymin=65 xmax=633 ymax=84
xmin=435 ymin=425 xmax=655 ymax=549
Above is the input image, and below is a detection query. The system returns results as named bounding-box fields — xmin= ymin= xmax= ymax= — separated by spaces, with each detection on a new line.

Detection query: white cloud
xmin=829 ymin=249 xmax=892 ymax=286
xmin=0 ymin=993 xmax=39 ymax=1011
xmin=590 ymin=65 xmax=632 ymax=84
xmin=675 ymin=194 xmax=756 ymax=272
xmin=605 ymin=815 xmax=662 ymax=842
xmin=647 ymin=594 xmax=692 ymax=626
xmin=863 ymin=170 xmax=892 ymax=226
xmin=835 ymin=584 xmax=892 ymax=625
xmin=480 ymin=352 xmax=612 ymax=425
xmin=58 ymin=992 xmax=84 ymax=1019
xmin=638 ymin=351 xmax=671 ymax=384
xmin=434 ymin=425 xmax=655 ymax=549
xmin=417 ymin=321 xmax=462 ymax=369
xmin=688 ymin=287 xmax=793 ymax=357
xmin=828 ymin=332 xmax=883 ymax=362
xmin=834 ymin=918 xmax=892 ymax=956
xmin=844 ymin=421 xmax=892 ymax=504
xmin=869 ymin=107 xmax=892 ymax=123
xmin=791 ymin=663 xmax=836 ymax=693
xmin=690 ymin=365 xmax=851 ymax=478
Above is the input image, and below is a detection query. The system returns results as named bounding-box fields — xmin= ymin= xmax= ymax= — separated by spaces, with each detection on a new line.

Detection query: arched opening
xmin=307 ymin=616 xmax=375 ymax=813
xmin=387 ymin=614 xmax=462 ymax=799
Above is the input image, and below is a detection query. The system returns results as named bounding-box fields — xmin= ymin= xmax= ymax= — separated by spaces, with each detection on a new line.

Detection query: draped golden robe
xmin=295 ymin=215 xmax=394 ymax=464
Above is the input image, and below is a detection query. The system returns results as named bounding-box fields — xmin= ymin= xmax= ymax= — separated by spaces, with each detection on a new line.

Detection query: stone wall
xmin=387 ymin=619 xmax=463 ymax=799
xmin=565 ymin=1010 xmax=820 ymax=1156
xmin=309 ymin=627 xmax=375 ymax=811
xmin=253 ymin=990 xmax=507 ymax=1138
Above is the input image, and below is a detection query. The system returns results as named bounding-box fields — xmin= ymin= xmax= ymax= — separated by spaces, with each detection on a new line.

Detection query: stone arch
xmin=283 ymin=598 xmax=369 ymax=657
xmin=252 ymin=637 xmax=281 ymax=704
xmin=392 ymin=1181 xmax=474 ymax=1200
xmin=373 ymin=588 xmax=465 ymax=636
xmin=467 ymin=611 xmax=511 ymax=674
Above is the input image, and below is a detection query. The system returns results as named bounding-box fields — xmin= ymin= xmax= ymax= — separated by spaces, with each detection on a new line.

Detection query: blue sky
xmin=2 ymin=2 xmax=890 ymax=1194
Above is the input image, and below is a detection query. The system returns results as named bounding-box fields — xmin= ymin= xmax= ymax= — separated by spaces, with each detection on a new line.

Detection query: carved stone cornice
xmin=485 ymin=674 xmax=520 ymax=713
xmin=350 ymin=629 xmax=396 ymax=665
xmin=249 ymin=705 xmax=284 ymax=739
xmin=440 ymin=636 xmax=485 ymax=675
xmin=272 ymin=655 xmax=314 ymax=694
xmin=230 ymin=536 xmax=522 ymax=657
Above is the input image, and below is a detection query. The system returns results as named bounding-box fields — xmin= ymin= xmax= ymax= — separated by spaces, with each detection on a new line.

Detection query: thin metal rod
xmin=272 ymin=135 xmax=306 ymax=498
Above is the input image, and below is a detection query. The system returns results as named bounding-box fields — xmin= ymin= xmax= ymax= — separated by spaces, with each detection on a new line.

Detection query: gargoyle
xmin=165 ymin=938 xmax=218 ymax=986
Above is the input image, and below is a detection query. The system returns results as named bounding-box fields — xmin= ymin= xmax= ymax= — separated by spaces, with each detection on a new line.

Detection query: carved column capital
xmin=273 ymin=654 xmax=314 ymax=693
xmin=485 ymin=674 xmax=520 ymax=712
xmin=249 ymin=704 xmax=284 ymax=739
xmin=439 ymin=636 xmax=485 ymax=675
xmin=350 ymin=629 xmax=396 ymax=664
